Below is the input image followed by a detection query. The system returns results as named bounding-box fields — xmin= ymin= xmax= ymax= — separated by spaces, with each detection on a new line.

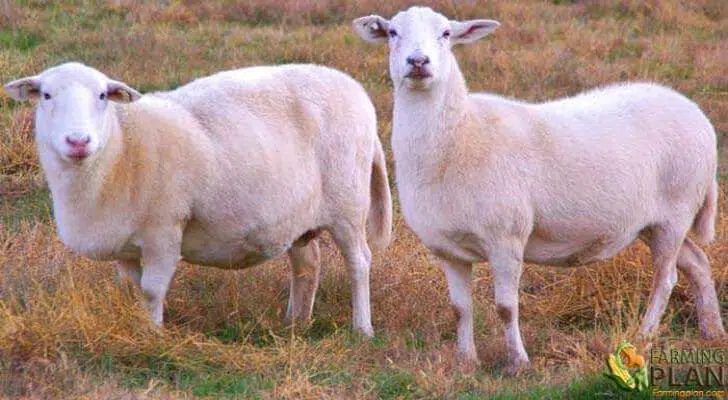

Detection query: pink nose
xmin=66 ymin=135 xmax=90 ymax=147
xmin=407 ymin=54 xmax=430 ymax=68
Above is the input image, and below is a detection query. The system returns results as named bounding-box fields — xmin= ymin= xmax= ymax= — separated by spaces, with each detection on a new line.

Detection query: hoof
xmin=456 ymin=357 xmax=481 ymax=374
xmin=634 ymin=335 xmax=654 ymax=353
xmin=355 ymin=325 xmax=375 ymax=338
xmin=454 ymin=349 xmax=481 ymax=374
xmin=503 ymin=357 xmax=530 ymax=377
xmin=699 ymin=324 xmax=727 ymax=341
xmin=282 ymin=315 xmax=313 ymax=329
xmin=636 ymin=324 xmax=660 ymax=344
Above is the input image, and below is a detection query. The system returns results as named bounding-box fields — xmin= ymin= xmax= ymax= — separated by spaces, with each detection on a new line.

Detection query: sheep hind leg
xmin=284 ymin=239 xmax=321 ymax=325
xmin=638 ymin=224 xmax=684 ymax=340
xmin=115 ymin=259 xmax=142 ymax=288
xmin=489 ymin=247 xmax=529 ymax=375
xmin=331 ymin=221 xmax=374 ymax=337
xmin=676 ymin=238 xmax=726 ymax=339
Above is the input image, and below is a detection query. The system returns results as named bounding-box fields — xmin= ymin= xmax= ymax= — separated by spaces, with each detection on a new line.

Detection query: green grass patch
xmin=607 ymin=40 xmax=644 ymax=62
xmin=0 ymin=187 xmax=52 ymax=229
xmin=304 ymin=316 xmax=341 ymax=341
xmin=370 ymin=332 xmax=389 ymax=349
xmin=204 ymin=322 xmax=278 ymax=348
xmin=188 ymin=373 xmax=271 ymax=398
xmin=96 ymin=352 xmax=273 ymax=398
xmin=373 ymin=369 xmax=424 ymax=400
xmin=404 ymin=330 xmax=426 ymax=350
xmin=309 ymin=369 xmax=352 ymax=386
xmin=136 ymin=80 xmax=187 ymax=93
xmin=484 ymin=374 xmax=653 ymax=399
xmin=0 ymin=28 xmax=41 ymax=52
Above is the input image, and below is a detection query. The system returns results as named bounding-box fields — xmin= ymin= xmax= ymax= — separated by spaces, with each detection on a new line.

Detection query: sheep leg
xmin=676 ymin=238 xmax=726 ymax=339
xmin=639 ymin=226 xmax=683 ymax=339
xmin=284 ymin=239 xmax=321 ymax=324
xmin=442 ymin=259 xmax=478 ymax=363
xmin=489 ymin=248 xmax=529 ymax=374
xmin=140 ymin=233 xmax=181 ymax=326
xmin=332 ymin=223 xmax=374 ymax=337
xmin=115 ymin=259 xmax=141 ymax=287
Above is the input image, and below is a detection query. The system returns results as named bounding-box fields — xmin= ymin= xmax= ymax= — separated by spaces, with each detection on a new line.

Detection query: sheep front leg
xmin=140 ymin=232 xmax=182 ymax=326
xmin=489 ymin=247 xmax=529 ymax=375
xmin=443 ymin=259 xmax=478 ymax=363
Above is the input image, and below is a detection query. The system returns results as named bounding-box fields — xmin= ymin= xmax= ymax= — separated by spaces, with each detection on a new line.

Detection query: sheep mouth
xmin=405 ymin=67 xmax=432 ymax=80
xmin=66 ymin=150 xmax=90 ymax=162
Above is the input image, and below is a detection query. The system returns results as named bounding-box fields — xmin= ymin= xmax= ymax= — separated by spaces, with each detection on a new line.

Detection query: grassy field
xmin=1 ymin=0 xmax=727 ymax=398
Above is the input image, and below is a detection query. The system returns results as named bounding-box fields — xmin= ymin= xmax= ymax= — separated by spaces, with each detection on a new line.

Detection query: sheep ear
xmin=4 ymin=76 xmax=41 ymax=101
xmin=107 ymin=79 xmax=141 ymax=103
xmin=450 ymin=19 xmax=500 ymax=44
xmin=353 ymin=15 xmax=390 ymax=43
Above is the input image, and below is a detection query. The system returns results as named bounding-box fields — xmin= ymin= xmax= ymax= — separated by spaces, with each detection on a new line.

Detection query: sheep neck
xmin=391 ymin=53 xmax=470 ymax=176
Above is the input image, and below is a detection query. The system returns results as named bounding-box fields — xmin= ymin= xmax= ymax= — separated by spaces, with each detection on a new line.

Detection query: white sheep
xmin=354 ymin=6 xmax=725 ymax=373
xmin=4 ymin=62 xmax=392 ymax=336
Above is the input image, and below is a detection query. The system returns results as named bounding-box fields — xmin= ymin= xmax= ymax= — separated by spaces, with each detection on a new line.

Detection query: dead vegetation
xmin=1 ymin=0 xmax=727 ymax=398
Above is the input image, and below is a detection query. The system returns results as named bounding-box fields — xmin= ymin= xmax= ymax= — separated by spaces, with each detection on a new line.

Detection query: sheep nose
xmin=66 ymin=133 xmax=90 ymax=147
xmin=406 ymin=54 xmax=430 ymax=67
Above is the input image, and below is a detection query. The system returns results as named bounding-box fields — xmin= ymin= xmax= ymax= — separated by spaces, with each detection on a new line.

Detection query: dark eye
xmin=99 ymin=92 xmax=106 ymax=100
xmin=388 ymin=29 xmax=398 ymax=38
xmin=442 ymin=30 xmax=451 ymax=39
xmin=43 ymin=92 xmax=51 ymax=100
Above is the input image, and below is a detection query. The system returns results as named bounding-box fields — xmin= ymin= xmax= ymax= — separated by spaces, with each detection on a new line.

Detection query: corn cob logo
xmin=604 ymin=341 xmax=649 ymax=392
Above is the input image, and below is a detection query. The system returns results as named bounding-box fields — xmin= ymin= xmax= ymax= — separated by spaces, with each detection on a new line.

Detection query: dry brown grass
xmin=1 ymin=0 xmax=727 ymax=398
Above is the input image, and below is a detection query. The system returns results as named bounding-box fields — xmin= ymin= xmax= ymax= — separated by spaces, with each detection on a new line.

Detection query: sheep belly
xmin=179 ymin=223 xmax=295 ymax=269
xmin=523 ymin=229 xmax=640 ymax=267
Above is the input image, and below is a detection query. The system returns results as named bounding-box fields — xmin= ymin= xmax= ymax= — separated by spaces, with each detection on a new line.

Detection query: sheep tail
xmin=366 ymin=138 xmax=393 ymax=251
xmin=692 ymin=177 xmax=718 ymax=245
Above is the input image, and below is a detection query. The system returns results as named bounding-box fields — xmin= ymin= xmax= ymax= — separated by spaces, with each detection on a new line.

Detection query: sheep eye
xmin=388 ymin=29 xmax=398 ymax=38
xmin=99 ymin=92 xmax=106 ymax=100
xmin=442 ymin=30 xmax=451 ymax=39
xmin=43 ymin=92 xmax=51 ymax=100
